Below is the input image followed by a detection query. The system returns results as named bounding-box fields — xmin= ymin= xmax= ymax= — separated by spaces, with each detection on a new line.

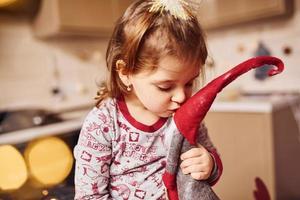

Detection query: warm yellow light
xmin=0 ymin=0 xmax=17 ymax=7
xmin=24 ymin=137 xmax=74 ymax=187
xmin=0 ymin=145 xmax=28 ymax=190
xmin=42 ymin=189 xmax=49 ymax=196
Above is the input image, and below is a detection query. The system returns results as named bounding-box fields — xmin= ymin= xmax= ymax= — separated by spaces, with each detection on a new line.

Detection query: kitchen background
xmin=0 ymin=0 xmax=299 ymax=200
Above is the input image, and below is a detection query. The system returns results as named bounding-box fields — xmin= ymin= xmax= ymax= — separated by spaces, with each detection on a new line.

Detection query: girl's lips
xmin=169 ymin=107 xmax=180 ymax=112
xmin=162 ymin=110 xmax=175 ymax=116
xmin=167 ymin=109 xmax=178 ymax=115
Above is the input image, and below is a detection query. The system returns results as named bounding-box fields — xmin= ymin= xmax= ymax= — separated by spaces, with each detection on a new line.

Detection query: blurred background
xmin=0 ymin=0 xmax=299 ymax=199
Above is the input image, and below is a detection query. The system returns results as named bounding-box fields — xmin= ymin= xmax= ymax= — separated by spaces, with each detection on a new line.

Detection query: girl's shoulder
xmin=94 ymin=97 xmax=117 ymax=112
xmin=84 ymin=97 xmax=117 ymax=123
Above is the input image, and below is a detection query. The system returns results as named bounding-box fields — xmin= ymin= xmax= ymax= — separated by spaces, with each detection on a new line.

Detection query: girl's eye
xmin=185 ymin=81 xmax=194 ymax=88
xmin=157 ymin=85 xmax=172 ymax=92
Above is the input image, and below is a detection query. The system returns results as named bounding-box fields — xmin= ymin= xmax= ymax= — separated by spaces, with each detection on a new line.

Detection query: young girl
xmin=74 ymin=0 xmax=222 ymax=199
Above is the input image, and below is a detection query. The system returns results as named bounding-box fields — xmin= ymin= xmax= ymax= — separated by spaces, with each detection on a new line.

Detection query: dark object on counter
xmin=254 ymin=42 xmax=273 ymax=81
xmin=0 ymin=109 xmax=63 ymax=133
xmin=283 ymin=45 xmax=292 ymax=55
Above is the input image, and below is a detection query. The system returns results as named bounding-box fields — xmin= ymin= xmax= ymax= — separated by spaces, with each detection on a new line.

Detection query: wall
xmin=0 ymin=14 xmax=108 ymax=110
xmin=205 ymin=0 xmax=300 ymax=94
xmin=0 ymin=1 xmax=300 ymax=110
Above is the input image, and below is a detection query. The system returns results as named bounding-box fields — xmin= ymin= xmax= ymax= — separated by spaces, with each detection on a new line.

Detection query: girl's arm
xmin=180 ymin=123 xmax=223 ymax=186
xmin=175 ymin=123 xmax=222 ymax=200
xmin=74 ymin=108 xmax=113 ymax=200
xmin=197 ymin=123 xmax=223 ymax=186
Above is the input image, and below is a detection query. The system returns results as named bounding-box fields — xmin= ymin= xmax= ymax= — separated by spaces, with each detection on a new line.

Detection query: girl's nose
xmin=171 ymin=88 xmax=186 ymax=105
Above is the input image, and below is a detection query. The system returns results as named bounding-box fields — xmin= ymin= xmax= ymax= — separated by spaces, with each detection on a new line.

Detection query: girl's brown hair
xmin=95 ymin=0 xmax=208 ymax=107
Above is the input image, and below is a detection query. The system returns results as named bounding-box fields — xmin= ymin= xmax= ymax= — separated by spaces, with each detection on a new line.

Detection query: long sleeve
xmin=197 ymin=123 xmax=223 ymax=186
xmin=74 ymin=108 xmax=113 ymax=200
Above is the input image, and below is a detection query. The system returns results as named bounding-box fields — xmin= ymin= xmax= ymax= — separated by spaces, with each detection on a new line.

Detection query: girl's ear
xmin=116 ymin=60 xmax=131 ymax=86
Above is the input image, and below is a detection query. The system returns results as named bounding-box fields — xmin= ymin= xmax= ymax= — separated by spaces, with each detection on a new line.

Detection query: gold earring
xmin=126 ymin=85 xmax=132 ymax=92
xmin=116 ymin=60 xmax=126 ymax=71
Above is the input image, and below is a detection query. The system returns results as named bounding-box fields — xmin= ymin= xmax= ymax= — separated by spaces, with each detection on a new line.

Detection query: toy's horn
xmin=174 ymin=56 xmax=284 ymax=145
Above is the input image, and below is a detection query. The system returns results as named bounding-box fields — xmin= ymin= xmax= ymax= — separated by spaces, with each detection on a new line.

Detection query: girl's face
xmin=126 ymin=55 xmax=201 ymax=120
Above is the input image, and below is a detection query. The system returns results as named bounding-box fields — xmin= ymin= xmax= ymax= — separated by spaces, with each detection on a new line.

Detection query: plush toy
xmin=162 ymin=56 xmax=284 ymax=200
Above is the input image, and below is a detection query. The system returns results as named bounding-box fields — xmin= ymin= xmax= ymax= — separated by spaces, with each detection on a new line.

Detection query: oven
xmin=0 ymin=108 xmax=86 ymax=200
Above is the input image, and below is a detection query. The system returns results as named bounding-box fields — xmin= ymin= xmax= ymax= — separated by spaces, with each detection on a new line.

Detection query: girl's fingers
xmin=181 ymin=163 xmax=211 ymax=174
xmin=180 ymin=156 xmax=203 ymax=168
xmin=190 ymin=172 xmax=210 ymax=180
xmin=181 ymin=165 xmax=211 ymax=180
xmin=180 ymin=146 xmax=205 ymax=160
xmin=181 ymin=164 xmax=203 ymax=174
xmin=179 ymin=143 xmax=213 ymax=181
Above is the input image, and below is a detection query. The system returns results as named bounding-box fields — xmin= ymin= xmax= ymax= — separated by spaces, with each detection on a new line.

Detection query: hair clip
xmin=149 ymin=0 xmax=190 ymax=20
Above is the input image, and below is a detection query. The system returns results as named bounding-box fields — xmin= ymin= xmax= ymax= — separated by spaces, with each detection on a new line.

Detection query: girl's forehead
xmin=157 ymin=56 xmax=200 ymax=74
xmin=155 ymin=65 xmax=200 ymax=81
xmin=145 ymin=56 xmax=201 ymax=82
xmin=134 ymin=55 xmax=201 ymax=81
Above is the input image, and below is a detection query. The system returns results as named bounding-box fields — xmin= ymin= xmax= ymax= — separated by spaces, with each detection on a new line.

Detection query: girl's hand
xmin=180 ymin=144 xmax=214 ymax=180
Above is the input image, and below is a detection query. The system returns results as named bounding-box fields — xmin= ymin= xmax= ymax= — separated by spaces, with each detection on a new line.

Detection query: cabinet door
xmin=34 ymin=0 xmax=134 ymax=38
xmin=196 ymin=0 xmax=293 ymax=30
xmin=204 ymin=111 xmax=275 ymax=200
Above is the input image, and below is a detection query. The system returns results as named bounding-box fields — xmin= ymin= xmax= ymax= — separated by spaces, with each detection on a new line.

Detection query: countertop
xmin=211 ymin=94 xmax=300 ymax=113
xmin=1 ymin=94 xmax=299 ymax=145
xmin=0 ymin=117 xmax=84 ymax=145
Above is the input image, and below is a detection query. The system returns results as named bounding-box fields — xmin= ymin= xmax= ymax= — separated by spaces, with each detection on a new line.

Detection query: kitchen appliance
xmin=0 ymin=108 xmax=63 ymax=133
xmin=0 ymin=107 xmax=86 ymax=200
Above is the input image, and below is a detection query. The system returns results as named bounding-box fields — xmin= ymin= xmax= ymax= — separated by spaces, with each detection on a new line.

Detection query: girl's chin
xmin=158 ymin=111 xmax=174 ymax=118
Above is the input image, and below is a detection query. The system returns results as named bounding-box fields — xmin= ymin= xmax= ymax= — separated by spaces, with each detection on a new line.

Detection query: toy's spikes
xmin=174 ymin=56 xmax=284 ymax=145
xmin=149 ymin=0 xmax=190 ymax=20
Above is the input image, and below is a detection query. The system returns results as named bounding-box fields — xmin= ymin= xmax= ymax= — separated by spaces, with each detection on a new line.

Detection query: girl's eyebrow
xmin=154 ymin=79 xmax=175 ymax=84
xmin=154 ymin=73 xmax=200 ymax=84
